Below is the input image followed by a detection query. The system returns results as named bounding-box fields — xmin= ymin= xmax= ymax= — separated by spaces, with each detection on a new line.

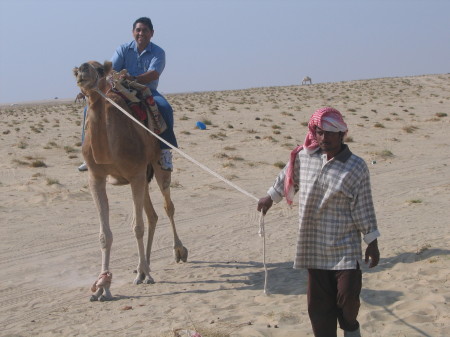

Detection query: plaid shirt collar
xmin=316 ymin=144 xmax=352 ymax=163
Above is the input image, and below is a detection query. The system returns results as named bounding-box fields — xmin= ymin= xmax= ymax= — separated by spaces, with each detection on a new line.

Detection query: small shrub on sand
xmin=202 ymin=118 xmax=212 ymax=125
xmin=12 ymin=159 xmax=28 ymax=166
xmin=222 ymin=162 xmax=235 ymax=168
xmin=264 ymin=136 xmax=278 ymax=143
xmin=377 ymin=150 xmax=394 ymax=159
xmin=170 ymin=180 xmax=183 ymax=188
xmin=274 ymin=161 xmax=285 ymax=169
xmin=435 ymin=112 xmax=447 ymax=117
xmin=344 ymin=136 xmax=354 ymax=142
xmin=46 ymin=178 xmax=60 ymax=185
xmin=17 ymin=141 xmax=28 ymax=149
xmin=214 ymin=153 xmax=229 ymax=159
xmin=64 ymin=145 xmax=76 ymax=153
xmin=402 ymin=125 xmax=418 ymax=133
xmin=30 ymin=160 xmax=47 ymax=168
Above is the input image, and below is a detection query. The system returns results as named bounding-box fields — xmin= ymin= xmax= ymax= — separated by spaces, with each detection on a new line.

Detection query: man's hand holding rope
xmin=365 ymin=239 xmax=380 ymax=268
xmin=257 ymin=195 xmax=273 ymax=215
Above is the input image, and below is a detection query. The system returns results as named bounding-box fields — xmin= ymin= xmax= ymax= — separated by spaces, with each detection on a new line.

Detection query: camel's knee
xmin=147 ymin=212 xmax=158 ymax=225
xmin=156 ymin=171 xmax=171 ymax=191
xmin=164 ymin=200 xmax=174 ymax=214
xmin=144 ymin=201 xmax=158 ymax=224
xmin=133 ymin=225 xmax=145 ymax=239
xmin=99 ymin=233 xmax=112 ymax=249
xmin=161 ymin=179 xmax=171 ymax=191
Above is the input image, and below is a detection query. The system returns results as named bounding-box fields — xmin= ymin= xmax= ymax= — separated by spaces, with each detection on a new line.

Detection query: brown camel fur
xmin=73 ymin=61 xmax=188 ymax=301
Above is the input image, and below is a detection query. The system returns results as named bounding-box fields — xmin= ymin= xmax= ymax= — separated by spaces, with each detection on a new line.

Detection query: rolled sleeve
xmin=363 ymin=229 xmax=380 ymax=244
xmin=266 ymin=164 xmax=289 ymax=204
xmin=267 ymin=186 xmax=283 ymax=203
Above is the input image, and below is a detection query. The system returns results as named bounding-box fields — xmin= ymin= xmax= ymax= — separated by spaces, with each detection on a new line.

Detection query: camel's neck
xmin=85 ymin=84 xmax=114 ymax=164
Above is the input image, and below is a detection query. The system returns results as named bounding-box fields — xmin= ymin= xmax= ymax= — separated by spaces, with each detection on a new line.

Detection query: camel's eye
xmin=96 ymin=67 xmax=104 ymax=77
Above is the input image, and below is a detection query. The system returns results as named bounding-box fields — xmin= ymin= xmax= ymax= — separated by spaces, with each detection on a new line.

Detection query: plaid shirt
xmin=268 ymin=145 xmax=380 ymax=270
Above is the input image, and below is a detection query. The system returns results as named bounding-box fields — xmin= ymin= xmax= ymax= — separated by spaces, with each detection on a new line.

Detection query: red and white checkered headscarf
xmin=284 ymin=107 xmax=348 ymax=204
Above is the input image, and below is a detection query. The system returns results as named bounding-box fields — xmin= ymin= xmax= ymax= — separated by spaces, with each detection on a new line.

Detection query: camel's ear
xmin=103 ymin=61 xmax=113 ymax=76
xmin=73 ymin=67 xmax=79 ymax=77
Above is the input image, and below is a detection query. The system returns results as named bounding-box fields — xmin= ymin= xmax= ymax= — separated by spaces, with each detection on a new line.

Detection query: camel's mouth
xmin=76 ymin=76 xmax=95 ymax=88
xmin=76 ymin=78 xmax=87 ymax=87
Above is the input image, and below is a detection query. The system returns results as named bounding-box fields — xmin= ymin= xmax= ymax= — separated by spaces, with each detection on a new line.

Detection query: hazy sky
xmin=0 ymin=0 xmax=448 ymax=104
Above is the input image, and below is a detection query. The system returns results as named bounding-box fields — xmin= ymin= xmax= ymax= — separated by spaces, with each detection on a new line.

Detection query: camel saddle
xmin=107 ymin=70 xmax=167 ymax=134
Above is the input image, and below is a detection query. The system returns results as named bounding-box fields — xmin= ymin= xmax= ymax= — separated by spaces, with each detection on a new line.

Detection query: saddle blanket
xmin=107 ymin=70 xmax=167 ymax=134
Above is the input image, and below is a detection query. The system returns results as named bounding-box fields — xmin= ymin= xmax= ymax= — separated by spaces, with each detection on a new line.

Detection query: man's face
xmin=315 ymin=126 xmax=343 ymax=155
xmin=133 ymin=23 xmax=153 ymax=48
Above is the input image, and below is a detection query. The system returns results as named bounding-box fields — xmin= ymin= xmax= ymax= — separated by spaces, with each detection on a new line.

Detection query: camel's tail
xmin=146 ymin=165 xmax=154 ymax=183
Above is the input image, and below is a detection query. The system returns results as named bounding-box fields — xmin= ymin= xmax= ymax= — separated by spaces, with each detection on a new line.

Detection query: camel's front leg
xmin=139 ymin=183 xmax=157 ymax=283
xmin=155 ymin=169 xmax=188 ymax=263
xmin=130 ymin=176 xmax=153 ymax=284
xmin=89 ymin=174 xmax=113 ymax=301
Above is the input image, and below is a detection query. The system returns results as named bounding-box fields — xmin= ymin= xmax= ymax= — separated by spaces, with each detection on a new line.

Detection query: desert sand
xmin=1 ymin=74 xmax=449 ymax=337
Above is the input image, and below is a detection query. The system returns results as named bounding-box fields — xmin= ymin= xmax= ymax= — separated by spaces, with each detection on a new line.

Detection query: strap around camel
xmin=91 ymin=271 xmax=113 ymax=292
xmin=107 ymin=70 xmax=167 ymax=134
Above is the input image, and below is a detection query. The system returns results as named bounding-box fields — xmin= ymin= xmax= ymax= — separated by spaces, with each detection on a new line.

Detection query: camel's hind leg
xmin=136 ymin=183 xmax=158 ymax=283
xmin=89 ymin=174 xmax=113 ymax=301
xmin=130 ymin=174 xmax=154 ymax=284
xmin=154 ymin=167 xmax=188 ymax=263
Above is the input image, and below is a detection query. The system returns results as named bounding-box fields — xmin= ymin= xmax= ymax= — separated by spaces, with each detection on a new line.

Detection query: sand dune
xmin=1 ymin=74 xmax=449 ymax=336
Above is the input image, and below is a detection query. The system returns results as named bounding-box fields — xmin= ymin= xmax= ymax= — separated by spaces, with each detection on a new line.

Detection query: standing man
xmin=111 ymin=17 xmax=178 ymax=171
xmin=257 ymin=107 xmax=380 ymax=337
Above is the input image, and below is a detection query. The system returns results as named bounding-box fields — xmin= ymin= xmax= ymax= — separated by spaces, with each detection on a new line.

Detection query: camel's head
xmin=73 ymin=61 xmax=112 ymax=91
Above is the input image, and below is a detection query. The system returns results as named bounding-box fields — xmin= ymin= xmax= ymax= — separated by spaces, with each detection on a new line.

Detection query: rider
xmin=78 ymin=16 xmax=177 ymax=172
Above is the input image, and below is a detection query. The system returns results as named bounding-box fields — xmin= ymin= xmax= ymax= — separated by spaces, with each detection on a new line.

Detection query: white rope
xmin=95 ymin=89 xmax=270 ymax=294
xmin=258 ymin=210 xmax=269 ymax=295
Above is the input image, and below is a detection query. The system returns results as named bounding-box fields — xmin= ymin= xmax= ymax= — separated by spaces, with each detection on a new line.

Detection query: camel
xmin=73 ymin=60 xmax=188 ymax=301
xmin=75 ymin=92 xmax=86 ymax=104
xmin=302 ymin=76 xmax=312 ymax=85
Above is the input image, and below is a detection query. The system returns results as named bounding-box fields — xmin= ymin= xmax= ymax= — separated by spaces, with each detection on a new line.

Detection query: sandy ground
xmin=1 ymin=74 xmax=449 ymax=337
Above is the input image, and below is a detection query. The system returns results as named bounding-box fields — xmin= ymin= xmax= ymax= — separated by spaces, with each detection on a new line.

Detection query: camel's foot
xmin=90 ymin=287 xmax=112 ymax=302
xmin=144 ymin=276 xmax=155 ymax=284
xmin=91 ymin=294 xmax=112 ymax=302
xmin=98 ymin=293 xmax=112 ymax=302
xmin=174 ymin=245 xmax=188 ymax=263
xmin=134 ymin=272 xmax=155 ymax=285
